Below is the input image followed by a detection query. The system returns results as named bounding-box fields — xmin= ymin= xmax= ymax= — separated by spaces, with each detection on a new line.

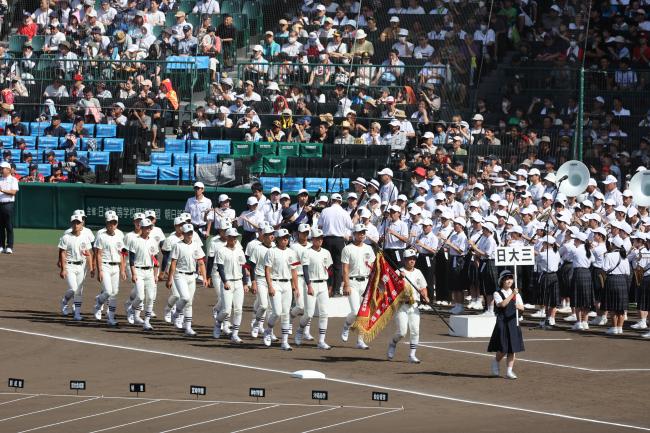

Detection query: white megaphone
xmin=555 ymin=160 xmax=590 ymax=197
xmin=629 ymin=170 xmax=650 ymax=206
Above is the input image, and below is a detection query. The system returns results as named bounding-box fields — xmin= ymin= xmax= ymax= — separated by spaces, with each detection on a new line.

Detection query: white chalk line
xmin=157 ymin=404 xmax=279 ymax=433
xmin=1 ymin=326 xmax=649 ymax=431
xmin=16 ymin=399 xmax=158 ymax=433
xmin=0 ymin=395 xmax=39 ymax=406
xmin=87 ymin=401 xmax=220 ymax=433
xmin=418 ymin=338 xmax=573 ymax=344
xmin=0 ymin=396 xmax=100 ymax=422
xmin=228 ymin=406 xmax=338 ymax=433
xmin=299 ymin=407 xmax=404 ymax=433
xmin=417 ymin=343 xmax=650 ymax=372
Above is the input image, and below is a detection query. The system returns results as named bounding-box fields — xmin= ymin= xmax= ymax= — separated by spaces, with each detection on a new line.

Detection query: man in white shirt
xmin=378 ymin=168 xmax=399 ymax=203
xmin=603 ymin=175 xmax=623 ymax=206
xmin=128 ymin=219 xmax=160 ymax=331
xmin=184 ymin=181 xmax=212 ymax=240
xmin=193 ymin=0 xmax=220 ymax=14
xmin=0 ymin=161 xmax=18 ymax=254
xmin=319 ymin=193 xmax=354 ymax=294
xmin=93 ymin=211 xmax=125 ymax=326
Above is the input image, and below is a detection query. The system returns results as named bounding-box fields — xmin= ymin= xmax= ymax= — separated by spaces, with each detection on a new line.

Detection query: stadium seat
xmin=209 ymin=140 xmax=231 ymax=154
xmin=262 ymin=156 xmax=286 ymax=175
xmin=136 ymin=165 xmax=158 ymax=184
xmin=8 ymin=35 xmax=27 ymax=54
xmin=43 ymin=149 xmax=65 ymax=162
xmin=304 ymin=177 xmax=327 ymax=192
xmin=286 ymin=156 xmax=308 ymax=176
xmin=220 ymin=0 xmax=241 ymax=14
xmin=281 ymin=177 xmax=304 ymax=191
xmin=37 ymin=163 xmax=52 ymax=177
xmin=300 ymin=142 xmax=323 ymax=158
xmin=278 ymin=142 xmax=300 ymax=157
xmin=254 ymin=142 xmax=277 ymax=156
xmin=371 ymin=145 xmax=392 ymax=165
xmin=322 ymin=143 xmax=344 ymax=158
xmin=59 ymin=123 xmax=73 ymax=132
xmin=29 ymin=122 xmax=49 ymax=136
xmin=180 ymin=166 xmax=195 ymax=183
xmin=164 ymin=138 xmax=187 ymax=153
xmin=79 ymin=137 xmax=101 ymax=151
xmin=173 ymin=153 xmax=192 ymax=168
xmin=0 ymin=136 xmax=12 ymax=148
xmin=14 ymin=163 xmax=28 ymax=177
xmin=15 ymin=136 xmax=36 ymax=150
xmin=308 ymin=157 xmax=332 ymax=178
xmin=188 ymin=139 xmax=209 ymax=154
xmin=30 ymin=35 xmax=46 ymax=52
xmin=249 ymin=156 xmax=263 ymax=174
xmin=232 ymin=141 xmax=254 ymax=157
xmin=158 ymin=165 xmax=181 ymax=185
xmin=88 ymin=151 xmax=110 ymax=167
xmin=260 ymin=176 xmax=282 ymax=191
xmin=194 ymin=154 xmax=219 ymax=164
xmin=38 ymin=136 xmax=60 ymax=150
xmin=102 ymin=138 xmax=124 ymax=152
xmin=150 ymin=152 xmax=173 ymax=166
xmin=84 ymin=124 xmax=97 ymax=137
xmin=327 ymin=178 xmax=350 ymax=192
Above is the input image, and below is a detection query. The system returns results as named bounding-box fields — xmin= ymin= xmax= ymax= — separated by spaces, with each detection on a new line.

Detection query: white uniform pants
xmin=268 ymin=280 xmax=292 ymax=328
xmin=99 ymin=263 xmax=120 ymax=309
xmin=301 ymin=281 xmax=329 ymax=330
xmin=345 ymin=279 xmax=367 ymax=326
xmin=291 ymin=277 xmax=306 ymax=318
xmin=210 ymin=271 xmax=223 ymax=312
xmin=392 ymin=303 xmax=421 ymax=347
xmin=254 ymin=277 xmax=270 ymax=324
xmin=217 ymin=280 xmax=244 ymax=330
xmin=64 ymin=263 xmax=86 ymax=307
xmin=133 ymin=268 xmax=157 ymax=316
xmin=166 ymin=279 xmax=179 ymax=309
xmin=173 ymin=273 xmax=197 ymax=322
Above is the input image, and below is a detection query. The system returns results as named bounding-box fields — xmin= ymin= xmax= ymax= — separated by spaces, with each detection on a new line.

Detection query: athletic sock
xmin=409 ymin=344 xmax=416 ymax=357
xmin=281 ymin=327 xmax=289 ymax=344
xmin=319 ymin=328 xmax=326 ymax=344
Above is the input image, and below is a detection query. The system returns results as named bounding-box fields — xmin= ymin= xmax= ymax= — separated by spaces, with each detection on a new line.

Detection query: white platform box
xmin=448 ymin=315 xmax=496 ymax=338
xmin=314 ymin=297 xmax=351 ymax=318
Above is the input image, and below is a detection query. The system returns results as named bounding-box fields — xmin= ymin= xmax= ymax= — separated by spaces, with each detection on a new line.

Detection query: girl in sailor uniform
xmin=488 ymin=270 xmax=525 ymax=379
xmin=602 ymin=237 xmax=631 ymax=335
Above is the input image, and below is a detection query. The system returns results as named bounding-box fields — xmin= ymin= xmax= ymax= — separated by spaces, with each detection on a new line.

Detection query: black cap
xmin=11 ymin=111 xmax=21 ymax=117
xmin=281 ymin=207 xmax=296 ymax=219
xmin=23 ymin=152 xmax=32 ymax=158
xmin=183 ymin=24 xmax=191 ymax=32
xmin=29 ymin=164 xmax=38 ymax=170
xmin=47 ymin=150 xmax=55 ymax=156
xmin=68 ymin=150 xmax=77 ymax=157
xmin=51 ymin=114 xmax=61 ymax=121
xmin=16 ymin=138 xmax=25 ymax=143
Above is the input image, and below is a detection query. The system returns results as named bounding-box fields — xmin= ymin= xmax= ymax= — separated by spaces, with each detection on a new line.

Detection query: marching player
xmin=263 ymin=229 xmax=300 ymax=350
xmin=128 ymin=218 xmax=160 ymax=331
xmin=295 ymin=228 xmax=333 ymax=349
xmin=387 ymin=248 xmax=430 ymax=364
xmin=341 ymin=224 xmax=376 ymax=349
xmin=290 ymin=223 xmax=312 ymax=339
xmin=249 ymin=225 xmax=275 ymax=339
xmin=124 ymin=212 xmax=145 ymax=324
xmin=167 ymin=224 xmax=207 ymax=336
xmin=58 ymin=214 xmax=95 ymax=321
xmin=93 ymin=211 xmax=126 ymax=325
xmin=211 ymin=227 xmax=250 ymax=342
xmin=161 ymin=216 xmax=187 ymax=326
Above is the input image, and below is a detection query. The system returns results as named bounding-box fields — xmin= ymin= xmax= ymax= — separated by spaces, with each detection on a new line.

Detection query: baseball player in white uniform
xmin=249 ymin=225 xmax=275 ymax=338
xmin=387 ymin=248 xmax=430 ymax=364
xmin=166 ymin=224 xmax=207 ymax=336
xmin=263 ymin=229 xmax=300 ymax=350
xmin=128 ymin=218 xmax=160 ymax=331
xmin=341 ymin=223 xmax=376 ymax=349
xmin=161 ymin=216 xmax=186 ymax=325
xmin=124 ymin=213 xmax=145 ymax=324
xmin=290 ymin=223 xmax=312 ymax=338
xmin=58 ymin=214 xmax=95 ymax=321
xmin=295 ymin=228 xmax=333 ymax=349
xmin=212 ymin=227 xmax=250 ymax=342
xmin=206 ymin=194 xmax=237 ymax=237
xmin=93 ymin=211 xmax=126 ymax=326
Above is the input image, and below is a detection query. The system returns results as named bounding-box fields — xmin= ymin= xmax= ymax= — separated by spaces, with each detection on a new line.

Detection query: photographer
xmin=63 ymin=150 xmax=91 ymax=183
xmin=176 ymin=120 xmax=199 ymax=140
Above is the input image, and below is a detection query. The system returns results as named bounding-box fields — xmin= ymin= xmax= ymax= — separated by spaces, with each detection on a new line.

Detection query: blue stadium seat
xmin=37 ymin=163 xmax=52 ymax=177
xmin=188 ymin=139 xmax=209 ymax=154
xmin=165 ymin=139 xmax=187 ymax=153
xmin=304 ymin=177 xmax=327 ymax=192
xmin=136 ymin=165 xmax=158 ymax=184
xmin=88 ymin=151 xmax=110 ymax=166
xmin=84 ymin=124 xmax=97 ymax=137
xmin=281 ymin=177 xmax=304 ymax=191
xmin=15 ymin=136 xmax=37 ymax=150
xmin=0 ymin=121 xmax=6 ymax=131
xmin=95 ymin=124 xmax=117 ymax=138
xmin=180 ymin=166 xmax=194 ymax=183
xmin=0 ymin=136 xmax=13 ymax=148
xmin=260 ymin=176 xmax=282 ymax=190
xmin=209 ymin=140 xmax=231 ymax=154
xmin=43 ymin=149 xmax=65 ymax=162
xmin=80 ymin=137 xmax=103 ymax=151
xmin=29 ymin=122 xmax=49 ymax=136
xmin=158 ymin=165 xmax=181 ymax=185
xmin=59 ymin=123 xmax=73 ymax=132
xmin=38 ymin=136 xmax=60 ymax=150
xmin=14 ymin=163 xmax=28 ymax=177
xmin=102 ymin=138 xmax=124 ymax=152
xmin=150 ymin=153 xmax=173 ymax=166
xmin=172 ymin=153 xmax=191 ymax=167
xmin=327 ymin=178 xmax=350 ymax=192
xmin=194 ymin=154 xmax=218 ymax=164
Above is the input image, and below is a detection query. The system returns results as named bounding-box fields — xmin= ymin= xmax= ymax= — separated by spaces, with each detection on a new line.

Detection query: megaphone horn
xmin=556 ymin=160 xmax=590 ymax=197
xmin=629 ymin=170 xmax=650 ymax=207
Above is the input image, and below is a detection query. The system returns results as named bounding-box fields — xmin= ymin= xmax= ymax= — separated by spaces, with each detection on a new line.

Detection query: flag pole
xmin=369 ymin=240 xmax=455 ymax=334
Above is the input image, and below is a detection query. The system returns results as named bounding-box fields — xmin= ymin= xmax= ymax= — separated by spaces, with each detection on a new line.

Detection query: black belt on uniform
xmin=324 ymin=235 xmax=343 ymax=238
xmin=103 ymin=262 xmax=120 ymax=265
xmin=350 ymin=276 xmax=367 ymax=281
xmin=226 ymin=278 xmax=241 ymax=281
xmin=273 ymin=279 xmax=289 ymax=282
xmin=180 ymin=272 xmax=195 ymax=275
xmin=136 ymin=266 xmax=152 ymax=270
xmin=0 ymin=201 xmax=13 ymax=205
xmin=311 ymin=280 xmax=327 ymax=283
xmin=67 ymin=261 xmax=82 ymax=265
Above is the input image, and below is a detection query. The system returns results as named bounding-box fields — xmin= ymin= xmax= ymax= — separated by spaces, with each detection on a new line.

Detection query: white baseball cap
xmin=275 ymin=228 xmax=290 ymax=238
xmin=528 ymin=168 xmax=541 ymax=176
xmin=218 ymin=193 xmax=231 ymax=202
xmin=194 ymin=181 xmax=205 ymax=188
xmin=0 ymin=161 xmax=10 ymax=169
xmin=482 ymin=222 xmax=496 ymax=233
xmin=270 ymin=187 xmax=281 ymax=194
xmin=180 ymin=212 xmax=191 ymax=221
xmin=182 ymin=223 xmax=194 ymax=233
xmin=105 ymin=211 xmax=118 ymax=222
xmin=311 ymin=228 xmax=324 ymax=238
xmin=353 ymin=223 xmax=367 ymax=232
xmin=298 ymin=223 xmax=311 ymax=233
xmin=223 ymin=227 xmax=237 ymax=237
xmin=507 ymin=225 xmax=523 ymax=234
xmin=572 ymin=232 xmax=588 ymax=242
xmin=297 ymin=188 xmax=309 ymax=195
xmin=347 ymin=192 xmax=358 ymax=200
xmin=602 ymin=175 xmax=618 ymax=184
xmin=453 ymin=217 xmax=466 ymax=226
xmin=144 ymin=209 xmax=157 ymax=218
xmin=280 ymin=193 xmax=290 ymax=200
xmin=173 ymin=216 xmax=185 ymax=225
xmin=247 ymin=197 xmax=258 ymax=206
xmin=331 ymin=193 xmax=343 ymax=201
xmin=70 ymin=214 xmax=83 ymax=222
xmin=377 ymin=168 xmax=394 ymax=177
xmin=421 ymin=218 xmax=433 ymax=226
xmin=140 ymin=219 xmax=153 ymax=228
xmin=133 ymin=212 xmax=145 ymax=220
xmin=403 ymin=249 xmax=418 ymax=259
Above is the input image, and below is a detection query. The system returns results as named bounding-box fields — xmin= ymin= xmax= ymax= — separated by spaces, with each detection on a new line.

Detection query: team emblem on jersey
xmin=116 ymin=241 xmax=123 ymax=250
xmin=149 ymin=245 xmax=156 ymax=254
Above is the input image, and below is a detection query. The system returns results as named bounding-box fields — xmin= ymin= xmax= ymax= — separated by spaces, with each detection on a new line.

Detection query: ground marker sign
xmin=312 ymin=390 xmax=328 ymax=404
xmin=8 ymin=378 xmax=24 ymax=391
xmin=190 ymin=385 xmax=206 ymax=399
xmin=130 ymin=383 xmax=145 ymax=397
xmin=70 ymin=380 xmax=86 ymax=395
xmin=372 ymin=391 xmax=388 ymax=406
xmin=249 ymin=387 xmax=265 ymax=402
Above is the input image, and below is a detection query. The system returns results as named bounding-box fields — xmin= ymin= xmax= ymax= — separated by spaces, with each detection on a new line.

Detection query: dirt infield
xmin=0 ymin=244 xmax=649 ymax=432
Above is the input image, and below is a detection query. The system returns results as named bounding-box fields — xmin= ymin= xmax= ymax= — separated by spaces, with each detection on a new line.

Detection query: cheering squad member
xmin=535 ymin=236 xmax=561 ymax=327
xmin=602 ymin=237 xmax=631 ymax=335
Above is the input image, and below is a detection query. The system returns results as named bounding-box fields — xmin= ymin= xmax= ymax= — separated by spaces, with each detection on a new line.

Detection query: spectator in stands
xmin=393 ymin=29 xmax=414 ymax=58
xmin=334 ymin=121 xmax=355 ymax=145
xmin=192 ymin=106 xmax=210 ymax=128
xmin=55 ymin=41 xmax=79 ymax=79
xmin=20 ymin=165 xmax=44 ymax=183
xmin=288 ymin=117 xmax=312 ymax=143
xmin=265 ymin=120 xmax=286 ymax=142
xmin=65 ymin=151 xmax=90 ymax=183
xmin=0 ymin=103 xmax=12 ymax=124
xmin=98 ymin=0 xmax=117 ymax=27
xmin=174 ymin=25 xmax=198 ymax=56
xmin=382 ymin=119 xmax=407 ymax=151
xmin=105 ymin=103 xmax=127 ymax=126
xmin=216 ymin=14 xmax=236 ymax=68
xmin=241 ymin=80 xmax=261 ymax=102
xmin=48 ymin=166 xmax=67 ymax=183
xmin=21 ymin=152 xmax=33 ymax=165
xmin=32 ymin=0 xmax=52 ymax=29
xmin=18 ymin=12 xmax=38 ymax=40
xmin=5 ymin=112 xmax=27 ymax=137
xmin=77 ymin=88 xmax=103 ymax=123
xmin=45 ymin=150 xmax=59 ymax=166
xmin=350 ymin=29 xmax=374 ymax=60
xmin=193 ymin=0 xmax=219 ymax=15
xmin=381 ymin=16 xmax=402 ymax=43
xmin=244 ymin=122 xmax=262 ymax=142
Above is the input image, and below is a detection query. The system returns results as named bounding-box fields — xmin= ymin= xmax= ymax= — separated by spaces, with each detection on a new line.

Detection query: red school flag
xmin=353 ymin=252 xmax=412 ymax=342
